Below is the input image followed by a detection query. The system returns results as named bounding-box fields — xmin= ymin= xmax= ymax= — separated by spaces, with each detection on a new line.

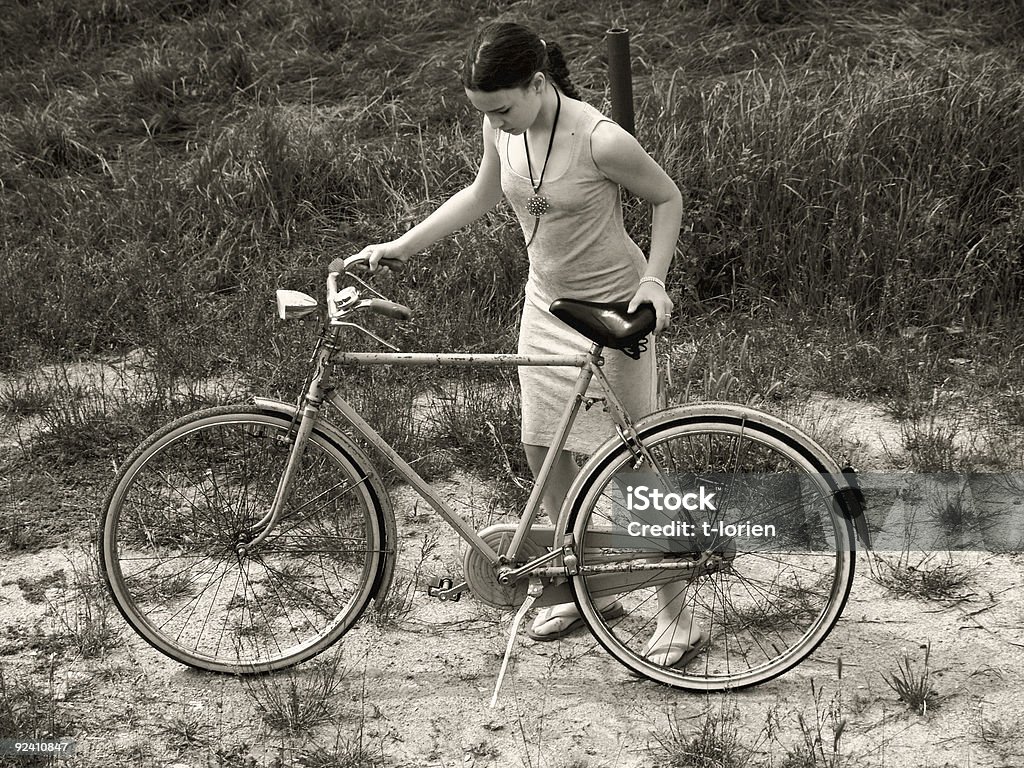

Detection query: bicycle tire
xmin=566 ymin=407 xmax=856 ymax=691
xmin=99 ymin=405 xmax=391 ymax=674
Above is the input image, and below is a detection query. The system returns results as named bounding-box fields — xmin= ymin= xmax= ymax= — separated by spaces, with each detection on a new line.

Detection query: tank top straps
xmin=496 ymin=101 xmax=647 ymax=309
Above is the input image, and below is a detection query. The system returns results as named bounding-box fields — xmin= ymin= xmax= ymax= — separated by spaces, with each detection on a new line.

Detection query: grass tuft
xmin=45 ymin=547 xmax=120 ymax=658
xmin=241 ymin=651 xmax=346 ymax=735
xmin=869 ymin=551 xmax=973 ymax=600
xmin=882 ymin=641 xmax=937 ymax=715
xmin=159 ymin=707 xmax=214 ymax=753
xmin=367 ymin=531 xmax=438 ymax=628
xmin=778 ymin=678 xmax=848 ymax=768
xmin=0 ymin=661 xmax=73 ymax=745
xmin=650 ymin=702 xmax=755 ymax=768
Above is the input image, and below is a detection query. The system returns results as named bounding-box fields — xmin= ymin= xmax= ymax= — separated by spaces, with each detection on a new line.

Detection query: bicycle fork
xmin=236 ymin=336 xmax=335 ymax=556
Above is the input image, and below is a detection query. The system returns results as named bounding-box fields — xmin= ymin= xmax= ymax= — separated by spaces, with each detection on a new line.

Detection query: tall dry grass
xmin=1 ymin=0 xmax=1021 ymax=469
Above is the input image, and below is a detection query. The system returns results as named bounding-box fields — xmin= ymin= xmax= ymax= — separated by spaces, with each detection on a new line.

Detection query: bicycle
xmin=99 ymin=255 xmax=868 ymax=694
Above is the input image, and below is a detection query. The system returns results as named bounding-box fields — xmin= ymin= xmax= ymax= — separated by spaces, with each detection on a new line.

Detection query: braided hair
xmin=462 ymin=21 xmax=582 ymax=100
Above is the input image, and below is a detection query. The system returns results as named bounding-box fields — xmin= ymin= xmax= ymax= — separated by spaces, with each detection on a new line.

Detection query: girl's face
xmin=465 ymin=74 xmax=545 ymax=135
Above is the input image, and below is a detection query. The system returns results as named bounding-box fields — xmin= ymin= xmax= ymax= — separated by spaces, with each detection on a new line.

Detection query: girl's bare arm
xmin=358 ymin=118 xmax=503 ymax=270
xmin=590 ymin=121 xmax=683 ymax=330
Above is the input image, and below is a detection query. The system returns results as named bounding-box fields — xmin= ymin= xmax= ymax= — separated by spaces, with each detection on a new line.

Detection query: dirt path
xmin=1 ymin=386 xmax=1023 ymax=767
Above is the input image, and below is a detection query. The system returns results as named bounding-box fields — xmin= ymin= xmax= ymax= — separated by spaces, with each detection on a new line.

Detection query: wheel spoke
xmin=101 ymin=408 xmax=386 ymax=673
xmin=570 ymin=414 xmax=855 ymax=690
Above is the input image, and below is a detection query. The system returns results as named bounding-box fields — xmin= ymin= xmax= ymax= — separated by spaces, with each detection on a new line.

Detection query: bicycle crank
xmin=462 ymin=525 xmax=551 ymax=608
xmin=427 ymin=576 xmax=468 ymax=602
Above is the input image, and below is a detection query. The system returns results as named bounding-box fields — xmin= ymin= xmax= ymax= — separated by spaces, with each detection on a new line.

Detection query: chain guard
xmin=463 ymin=524 xmax=550 ymax=608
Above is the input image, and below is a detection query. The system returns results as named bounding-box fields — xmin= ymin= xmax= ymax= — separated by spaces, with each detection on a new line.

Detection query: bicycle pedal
xmin=427 ymin=576 xmax=466 ymax=602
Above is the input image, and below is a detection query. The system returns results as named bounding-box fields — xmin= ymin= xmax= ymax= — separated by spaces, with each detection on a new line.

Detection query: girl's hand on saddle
xmin=628 ymin=282 xmax=674 ymax=334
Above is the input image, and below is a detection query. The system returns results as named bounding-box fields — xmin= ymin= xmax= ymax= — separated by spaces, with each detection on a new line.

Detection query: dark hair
xmin=462 ymin=21 xmax=582 ymax=100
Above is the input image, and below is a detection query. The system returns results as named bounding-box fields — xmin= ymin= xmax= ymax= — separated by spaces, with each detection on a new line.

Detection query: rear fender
xmin=562 ymin=401 xmax=870 ymax=549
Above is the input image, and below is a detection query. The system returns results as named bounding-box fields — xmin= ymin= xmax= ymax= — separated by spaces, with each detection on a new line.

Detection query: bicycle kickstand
xmin=489 ymin=578 xmax=543 ymax=709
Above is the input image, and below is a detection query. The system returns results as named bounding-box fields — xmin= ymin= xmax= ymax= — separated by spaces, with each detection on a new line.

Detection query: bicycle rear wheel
xmin=567 ymin=409 xmax=856 ymax=690
xmin=100 ymin=405 xmax=389 ymax=673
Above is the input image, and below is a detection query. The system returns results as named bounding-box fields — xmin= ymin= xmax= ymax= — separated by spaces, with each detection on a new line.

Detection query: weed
xmin=0 ymin=507 xmax=35 ymax=552
xmin=899 ymin=409 xmax=968 ymax=473
xmin=671 ymin=330 xmax=786 ymax=406
xmin=881 ymin=641 xmax=937 ymax=715
xmin=295 ymin=731 xmax=386 ymax=768
xmin=0 ymin=661 xmax=72 ymax=743
xmin=211 ymin=742 xmax=259 ymax=768
xmin=0 ymin=378 xmax=56 ymax=417
xmin=650 ymin=702 xmax=755 ymax=768
xmin=804 ymin=333 xmax=894 ymax=400
xmin=922 ymin=477 xmax=986 ymax=547
xmin=242 ymin=651 xmax=346 ymax=734
xmin=869 ymin=552 xmax=973 ymax=600
xmin=778 ymin=679 xmax=848 ymax=768
xmin=426 ymin=371 xmax=531 ymax=502
xmin=158 ymin=707 xmax=214 ymax=753
xmin=977 ymin=716 xmax=1024 ymax=761
xmin=335 ymin=369 xmax=441 ymax=485
xmin=367 ymin=530 xmax=438 ymax=628
xmin=290 ymin=660 xmax=389 ymax=768
xmin=45 ymin=547 xmax=120 ymax=658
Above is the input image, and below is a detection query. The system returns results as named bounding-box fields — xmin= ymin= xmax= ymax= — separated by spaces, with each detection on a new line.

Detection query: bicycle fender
xmin=251 ymin=397 xmax=399 ymax=598
xmin=643 ymin=402 xmax=870 ymax=549
xmin=563 ymin=401 xmax=871 ymax=550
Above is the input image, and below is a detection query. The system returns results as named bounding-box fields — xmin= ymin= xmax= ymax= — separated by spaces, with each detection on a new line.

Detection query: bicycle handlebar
xmin=363 ymin=298 xmax=413 ymax=321
xmin=326 ymin=265 xmax=413 ymax=323
xmin=335 ymin=253 xmax=407 ymax=273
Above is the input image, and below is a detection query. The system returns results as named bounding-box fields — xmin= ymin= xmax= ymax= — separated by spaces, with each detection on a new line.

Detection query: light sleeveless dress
xmin=496 ymin=101 xmax=658 ymax=454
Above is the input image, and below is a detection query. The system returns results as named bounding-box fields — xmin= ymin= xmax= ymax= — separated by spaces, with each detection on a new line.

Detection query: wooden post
xmin=606 ymin=27 xmax=635 ymax=135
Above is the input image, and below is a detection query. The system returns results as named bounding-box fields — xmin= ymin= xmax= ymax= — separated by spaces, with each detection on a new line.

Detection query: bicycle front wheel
xmin=100 ymin=405 xmax=389 ymax=673
xmin=567 ymin=410 xmax=856 ymax=691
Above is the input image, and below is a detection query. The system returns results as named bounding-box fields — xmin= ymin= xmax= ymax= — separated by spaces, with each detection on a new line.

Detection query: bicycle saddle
xmin=548 ymin=299 xmax=656 ymax=360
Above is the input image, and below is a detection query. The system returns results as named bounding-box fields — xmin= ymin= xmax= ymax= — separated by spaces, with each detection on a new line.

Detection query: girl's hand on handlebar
xmin=328 ymin=242 xmax=410 ymax=275
xmin=355 ymin=241 xmax=411 ymax=273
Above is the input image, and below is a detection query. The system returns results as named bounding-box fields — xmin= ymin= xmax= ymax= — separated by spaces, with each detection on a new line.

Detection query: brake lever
xmin=329 ymin=321 xmax=401 ymax=352
xmin=332 ymin=256 xmax=395 ymax=302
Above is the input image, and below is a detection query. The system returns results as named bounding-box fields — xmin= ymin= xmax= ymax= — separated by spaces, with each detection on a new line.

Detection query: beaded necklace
xmin=524 ymin=84 xmax=561 ymax=216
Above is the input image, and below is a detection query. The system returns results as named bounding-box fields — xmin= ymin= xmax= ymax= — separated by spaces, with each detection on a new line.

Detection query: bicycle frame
xmin=247 ymin=319 xmax=644 ymax=586
xmin=330 ymin=349 xmax=632 ymax=561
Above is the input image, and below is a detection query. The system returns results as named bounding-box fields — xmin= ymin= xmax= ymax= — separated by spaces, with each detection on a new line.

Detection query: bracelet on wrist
xmin=639 ymin=275 xmax=667 ymax=290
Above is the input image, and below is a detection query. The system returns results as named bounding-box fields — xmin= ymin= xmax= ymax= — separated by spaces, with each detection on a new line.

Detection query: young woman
xmin=343 ymin=21 xmax=705 ymax=667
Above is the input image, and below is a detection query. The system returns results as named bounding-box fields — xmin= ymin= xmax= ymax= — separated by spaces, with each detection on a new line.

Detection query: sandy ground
xmin=1 ymin=364 xmax=1023 ymax=767
xmin=1 ymin=519 xmax=1023 ymax=767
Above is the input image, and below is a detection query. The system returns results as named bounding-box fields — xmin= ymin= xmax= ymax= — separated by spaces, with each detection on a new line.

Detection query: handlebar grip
xmin=341 ymin=254 xmax=406 ymax=273
xmin=366 ymin=299 xmax=412 ymax=321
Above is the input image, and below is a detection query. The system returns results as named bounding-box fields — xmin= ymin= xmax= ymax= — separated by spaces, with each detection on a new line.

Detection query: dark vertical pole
xmin=606 ymin=27 xmax=635 ymax=136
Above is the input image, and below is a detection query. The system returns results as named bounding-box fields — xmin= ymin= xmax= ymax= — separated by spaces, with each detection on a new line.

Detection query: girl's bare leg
xmin=644 ymin=582 xmax=703 ymax=665
xmin=523 ymin=444 xmax=615 ymax=636
xmin=524 ymin=444 xmax=702 ymax=661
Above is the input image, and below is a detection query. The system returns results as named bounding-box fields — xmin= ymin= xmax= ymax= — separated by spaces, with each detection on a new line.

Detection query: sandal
xmin=526 ymin=601 xmax=626 ymax=641
xmin=644 ymin=629 xmax=710 ymax=669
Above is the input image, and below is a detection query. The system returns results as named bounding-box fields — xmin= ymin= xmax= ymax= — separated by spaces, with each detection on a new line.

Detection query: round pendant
xmin=526 ymin=195 xmax=550 ymax=217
